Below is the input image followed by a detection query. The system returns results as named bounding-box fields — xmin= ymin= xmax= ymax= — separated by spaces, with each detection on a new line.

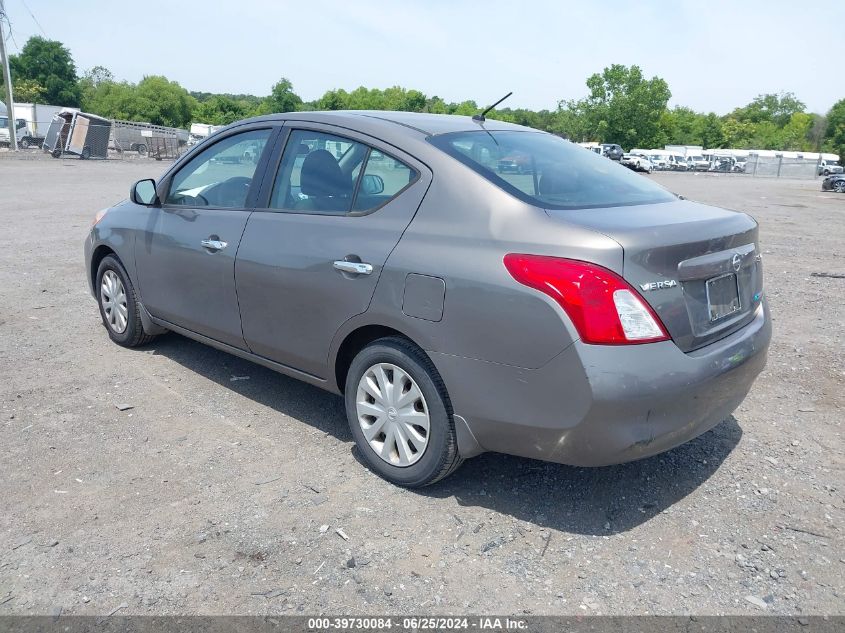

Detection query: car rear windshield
xmin=428 ymin=131 xmax=675 ymax=209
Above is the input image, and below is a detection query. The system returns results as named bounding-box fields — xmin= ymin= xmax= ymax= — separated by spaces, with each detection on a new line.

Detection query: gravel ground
xmin=0 ymin=158 xmax=842 ymax=616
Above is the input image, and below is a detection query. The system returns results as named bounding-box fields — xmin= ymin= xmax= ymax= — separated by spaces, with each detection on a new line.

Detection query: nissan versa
xmin=84 ymin=111 xmax=771 ymax=487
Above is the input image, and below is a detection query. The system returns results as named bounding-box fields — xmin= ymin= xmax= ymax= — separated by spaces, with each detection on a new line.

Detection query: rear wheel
xmin=137 ymin=144 xmax=147 ymax=156
xmin=345 ymin=337 xmax=462 ymax=487
xmin=95 ymin=255 xmax=157 ymax=347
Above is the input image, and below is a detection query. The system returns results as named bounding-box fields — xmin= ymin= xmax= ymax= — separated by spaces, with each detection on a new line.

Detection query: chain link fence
xmin=743 ymin=155 xmax=822 ymax=179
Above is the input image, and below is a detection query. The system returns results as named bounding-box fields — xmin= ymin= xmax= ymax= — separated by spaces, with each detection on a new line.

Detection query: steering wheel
xmin=210 ymin=176 xmax=252 ymax=207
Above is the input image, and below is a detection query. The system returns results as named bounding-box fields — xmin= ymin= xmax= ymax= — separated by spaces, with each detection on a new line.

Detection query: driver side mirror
xmin=131 ymin=179 xmax=159 ymax=206
xmin=360 ymin=174 xmax=384 ymax=196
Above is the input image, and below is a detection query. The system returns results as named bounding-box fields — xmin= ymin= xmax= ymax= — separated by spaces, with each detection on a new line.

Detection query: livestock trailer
xmin=111 ymin=120 xmax=188 ymax=156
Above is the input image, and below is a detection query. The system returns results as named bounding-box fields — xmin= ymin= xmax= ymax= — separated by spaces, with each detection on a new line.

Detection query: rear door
xmin=135 ymin=125 xmax=277 ymax=348
xmin=235 ymin=123 xmax=431 ymax=378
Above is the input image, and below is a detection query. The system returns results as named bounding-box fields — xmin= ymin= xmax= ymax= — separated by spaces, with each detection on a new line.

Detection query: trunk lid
xmin=546 ymin=199 xmax=764 ymax=352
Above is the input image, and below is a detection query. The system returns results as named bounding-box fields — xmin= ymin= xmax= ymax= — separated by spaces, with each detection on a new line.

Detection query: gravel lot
xmin=0 ymin=157 xmax=842 ymax=616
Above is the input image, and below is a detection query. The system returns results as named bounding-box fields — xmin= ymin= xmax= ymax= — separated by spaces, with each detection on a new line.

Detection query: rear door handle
xmin=201 ymin=238 xmax=228 ymax=251
xmin=333 ymin=260 xmax=373 ymax=275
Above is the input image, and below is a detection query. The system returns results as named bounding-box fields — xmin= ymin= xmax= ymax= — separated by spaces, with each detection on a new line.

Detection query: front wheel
xmin=345 ymin=337 xmax=462 ymax=487
xmin=834 ymin=180 xmax=845 ymax=193
xmin=95 ymin=255 xmax=157 ymax=347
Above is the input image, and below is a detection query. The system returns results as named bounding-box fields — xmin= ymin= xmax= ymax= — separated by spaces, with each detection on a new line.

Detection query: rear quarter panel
xmin=352 ymin=158 xmax=623 ymax=371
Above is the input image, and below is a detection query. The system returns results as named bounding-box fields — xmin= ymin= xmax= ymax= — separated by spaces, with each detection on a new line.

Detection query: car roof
xmin=238 ymin=110 xmax=535 ymax=138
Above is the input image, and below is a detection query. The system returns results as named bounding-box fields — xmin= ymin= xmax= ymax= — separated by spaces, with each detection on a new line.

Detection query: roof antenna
xmin=473 ymin=92 xmax=513 ymax=122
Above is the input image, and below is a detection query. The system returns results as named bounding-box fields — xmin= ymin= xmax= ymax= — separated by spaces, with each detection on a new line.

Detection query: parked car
xmin=687 ymin=155 xmax=710 ymax=171
xmin=620 ymin=153 xmax=653 ymax=173
xmin=497 ymin=151 xmax=533 ymax=174
xmin=818 ymin=159 xmax=843 ymax=176
xmin=85 ymin=112 xmax=771 ymax=487
xmin=711 ymin=157 xmax=735 ymax=173
xmin=821 ymin=173 xmax=845 ymax=193
xmin=600 ymin=143 xmax=624 ymax=161
xmin=648 ymin=154 xmax=669 ymax=170
xmin=668 ymin=155 xmax=689 ymax=171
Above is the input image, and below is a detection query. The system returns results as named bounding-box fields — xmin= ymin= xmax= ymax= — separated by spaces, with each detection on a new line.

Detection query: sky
xmin=3 ymin=0 xmax=843 ymax=114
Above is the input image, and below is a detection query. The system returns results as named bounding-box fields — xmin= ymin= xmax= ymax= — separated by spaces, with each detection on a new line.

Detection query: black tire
xmin=20 ymin=138 xmax=31 ymax=149
xmin=80 ymin=146 xmax=91 ymax=160
xmin=834 ymin=181 xmax=845 ymax=194
xmin=344 ymin=337 xmax=462 ymax=487
xmin=95 ymin=255 xmax=157 ymax=348
xmin=137 ymin=144 xmax=147 ymax=156
xmin=51 ymin=148 xmax=61 ymax=158
xmin=822 ymin=169 xmax=830 ymax=176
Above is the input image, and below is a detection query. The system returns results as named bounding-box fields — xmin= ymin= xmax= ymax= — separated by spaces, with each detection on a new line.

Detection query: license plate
xmin=706 ymin=273 xmax=741 ymax=321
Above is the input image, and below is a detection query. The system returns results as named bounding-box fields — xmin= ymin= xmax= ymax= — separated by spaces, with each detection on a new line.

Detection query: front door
xmin=135 ymin=127 xmax=275 ymax=349
xmin=235 ymin=126 xmax=430 ymax=377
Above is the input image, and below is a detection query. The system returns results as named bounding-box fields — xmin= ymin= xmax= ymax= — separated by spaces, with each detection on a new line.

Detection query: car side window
xmin=165 ymin=129 xmax=271 ymax=208
xmin=269 ymin=130 xmax=417 ymax=215
xmin=351 ymin=150 xmax=417 ymax=212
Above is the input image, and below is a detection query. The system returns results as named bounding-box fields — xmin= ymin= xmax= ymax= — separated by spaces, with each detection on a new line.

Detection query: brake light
xmin=503 ymin=254 xmax=670 ymax=345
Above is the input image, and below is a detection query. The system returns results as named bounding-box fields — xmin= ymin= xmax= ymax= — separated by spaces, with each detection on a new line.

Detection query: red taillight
xmin=503 ymin=254 xmax=670 ymax=345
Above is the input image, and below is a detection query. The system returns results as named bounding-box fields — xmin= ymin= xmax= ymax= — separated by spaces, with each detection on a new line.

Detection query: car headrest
xmin=300 ymin=150 xmax=351 ymax=197
xmin=538 ymin=168 xmax=579 ymax=196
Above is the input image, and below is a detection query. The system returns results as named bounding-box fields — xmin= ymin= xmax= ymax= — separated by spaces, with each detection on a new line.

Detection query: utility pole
xmin=0 ymin=0 xmax=17 ymax=151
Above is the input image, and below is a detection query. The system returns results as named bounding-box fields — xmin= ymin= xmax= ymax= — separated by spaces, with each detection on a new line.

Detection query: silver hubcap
xmin=100 ymin=270 xmax=128 ymax=334
xmin=356 ymin=363 xmax=430 ymax=467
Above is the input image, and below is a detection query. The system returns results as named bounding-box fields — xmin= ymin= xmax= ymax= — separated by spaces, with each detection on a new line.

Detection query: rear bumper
xmin=431 ymin=301 xmax=771 ymax=466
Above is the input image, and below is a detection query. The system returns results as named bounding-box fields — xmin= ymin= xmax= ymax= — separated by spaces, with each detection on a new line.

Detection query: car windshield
xmin=429 ymin=131 xmax=675 ymax=209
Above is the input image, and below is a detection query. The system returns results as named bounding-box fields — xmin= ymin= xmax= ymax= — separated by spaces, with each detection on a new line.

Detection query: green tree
xmin=11 ymin=79 xmax=46 ymax=103
xmin=778 ymin=112 xmax=813 ymax=150
xmin=193 ymin=94 xmax=256 ymax=125
xmin=132 ymin=76 xmax=195 ymax=127
xmin=7 ymin=36 xmax=80 ymax=106
xmin=695 ymin=113 xmax=725 ymax=148
xmin=824 ymin=99 xmax=845 ymax=160
xmin=731 ymin=92 xmax=805 ymax=127
xmin=263 ymin=78 xmax=302 ymax=113
xmin=568 ymin=64 xmax=671 ymax=148
xmin=81 ymin=74 xmax=195 ymax=128
xmin=316 ymin=89 xmax=349 ymax=110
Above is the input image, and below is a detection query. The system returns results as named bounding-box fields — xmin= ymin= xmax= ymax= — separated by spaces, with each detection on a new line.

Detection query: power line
xmin=18 ymin=0 xmax=45 ymax=37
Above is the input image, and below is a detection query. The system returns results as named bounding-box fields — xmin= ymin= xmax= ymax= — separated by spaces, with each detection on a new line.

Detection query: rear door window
xmin=269 ymin=129 xmax=418 ymax=215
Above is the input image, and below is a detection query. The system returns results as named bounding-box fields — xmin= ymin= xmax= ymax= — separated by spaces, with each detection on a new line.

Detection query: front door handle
xmin=201 ymin=238 xmax=228 ymax=251
xmin=333 ymin=260 xmax=373 ymax=275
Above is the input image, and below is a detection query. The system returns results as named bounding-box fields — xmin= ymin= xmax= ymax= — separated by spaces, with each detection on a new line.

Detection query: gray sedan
xmin=84 ymin=111 xmax=771 ymax=487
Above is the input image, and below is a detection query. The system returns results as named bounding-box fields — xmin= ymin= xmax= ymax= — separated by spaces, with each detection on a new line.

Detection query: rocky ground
xmin=0 ymin=158 xmax=842 ymax=616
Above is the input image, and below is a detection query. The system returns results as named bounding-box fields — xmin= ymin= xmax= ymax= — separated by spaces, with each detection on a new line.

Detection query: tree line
xmin=2 ymin=36 xmax=843 ymax=158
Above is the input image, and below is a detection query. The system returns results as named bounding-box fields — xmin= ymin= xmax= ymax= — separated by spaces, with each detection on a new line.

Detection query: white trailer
xmin=14 ymin=103 xmax=77 ymax=136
